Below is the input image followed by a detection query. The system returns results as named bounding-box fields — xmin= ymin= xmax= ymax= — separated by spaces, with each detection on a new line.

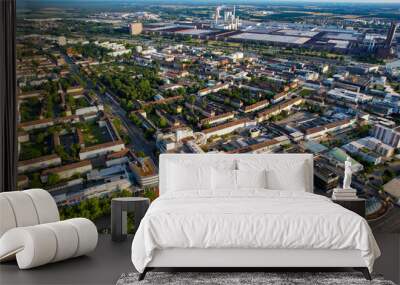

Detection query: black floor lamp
xmin=0 ymin=0 xmax=17 ymax=192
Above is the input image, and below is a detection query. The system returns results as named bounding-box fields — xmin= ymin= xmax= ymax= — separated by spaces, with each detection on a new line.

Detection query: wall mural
xmin=16 ymin=0 xmax=400 ymax=233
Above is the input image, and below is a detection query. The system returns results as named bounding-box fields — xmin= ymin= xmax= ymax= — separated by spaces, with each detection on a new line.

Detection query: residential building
xmin=372 ymin=124 xmax=400 ymax=148
xmin=342 ymin=141 xmax=382 ymax=165
xmin=383 ymin=177 xmax=400 ymax=204
xmin=325 ymin=147 xmax=364 ymax=173
xmin=18 ymin=154 xmax=62 ymax=174
xmin=242 ymin=99 xmax=270 ymax=113
xmin=129 ymin=22 xmax=143 ymax=35
xmin=304 ymin=118 xmax=356 ymax=140
xmin=271 ymin=92 xmax=289 ymax=104
xmin=328 ymin=88 xmax=373 ymax=104
xmin=41 ymin=160 xmax=93 ymax=182
xmin=79 ymin=140 xmax=126 ymax=160
xmin=256 ymin=97 xmax=303 ymax=123
xmin=200 ymin=112 xmax=235 ymax=126
xmin=198 ymin=82 xmax=230 ymax=96
xmin=202 ymin=118 xmax=255 ymax=139
xmin=314 ymin=160 xmax=339 ymax=191
xmin=156 ymin=127 xmax=194 ymax=153
xmin=130 ymin=156 xmax=159 ymax=188
xmin=228 ymin=138 xmax=283 ymax=154
xmin=185 ymin=140 xmax=205 ymax=153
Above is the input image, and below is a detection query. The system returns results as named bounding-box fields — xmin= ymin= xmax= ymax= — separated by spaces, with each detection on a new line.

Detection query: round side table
xmin=111 ymin=197 xmax=150 ymax=242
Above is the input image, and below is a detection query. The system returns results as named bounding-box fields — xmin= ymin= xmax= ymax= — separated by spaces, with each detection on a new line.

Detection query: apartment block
xmin=372 ymin=124 xmax=400 ymax=148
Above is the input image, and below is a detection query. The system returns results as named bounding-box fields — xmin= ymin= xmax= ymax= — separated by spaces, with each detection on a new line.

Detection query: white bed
xmin=131 ymin=154 xmax=380 ymax=280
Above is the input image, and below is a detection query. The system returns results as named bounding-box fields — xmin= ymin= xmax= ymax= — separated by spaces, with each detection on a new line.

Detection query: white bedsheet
xmin=131 ymin=190 xmax=380 ymax=273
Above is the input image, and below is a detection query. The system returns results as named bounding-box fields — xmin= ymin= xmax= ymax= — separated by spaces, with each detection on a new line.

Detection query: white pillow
xmin=212 ymin=168 xmax=237 ymax=191
xmin=238 ymin=159 xmax=308 ymax=192
xmin=266 ymin=162 xmax=307 ymax=191
xmin=167 ymin=162 xmax=212 ymax=192
xmin=236 ymin=169 xmax=267 ymax=189
xmin=211 ymin=158 xmax=238 ymax=171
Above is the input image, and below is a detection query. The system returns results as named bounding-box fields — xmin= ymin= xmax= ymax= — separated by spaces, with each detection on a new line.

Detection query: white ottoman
xmin=0 ymin=189 xmax=98 ymax=269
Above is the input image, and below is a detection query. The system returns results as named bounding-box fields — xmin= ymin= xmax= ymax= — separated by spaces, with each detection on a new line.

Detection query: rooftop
xmin=176 ymin=29 xmax=213 ymax=35
xmin=383 ymin=177 xmax=400 ymax=199
xmin=202 ymin=118 xmax=250 ymax=134
xmin=80 ymin=140 xmax=124 ymax=153
xmin=303 ymin=140 xmax=329 ymax=153
xmin=130 ymin=157 xmax=158 ymax=177
xmin=19 ymin=154 xmax=60 ymax=166
xmin=230 ymin=33 xmax=311 ymax=45
xmin=42 ymin=160 xmax=92 ymax=175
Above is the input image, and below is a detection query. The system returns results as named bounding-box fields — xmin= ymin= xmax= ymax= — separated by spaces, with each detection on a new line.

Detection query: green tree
xmin=67 ymin=95 xmax=75 ymax=109
xmin=71 ymin=144 xmax=80 ymax=160
xmin=136 ymin=151 xmax=146 ymax=158
xmin=382 ymin=169 xmax=395 ymax=184
xmin=55 ymin=145 xmax=70 ymax=161
xmin=188 ymin=95 xmax=196 ymax=105
xmin=47 ymin=173 xmax=60 ymax=186
xmin=177 ymin=88 xmax=185 ymax=96
xmin=159 ymin=117 xmax=168 ymax=128
xmin=129 ymin=113 xmax=141 ymax=126
xmin=113 ymin=118 xmax=122 ymax=133
xmin=144 ymin=128 xmax=155 ymax=139
xmin=138 ymin=79 xmax=152 ymax=98
xmin=20 ymin=145 xmax=42 ymax=160
xmin=35 ymin=133 xmax=46 ymax=144
xmin=30 ymin=173 xmax=43 ymax=188
xmin=143 ymin=188 xmax=158 ymax=202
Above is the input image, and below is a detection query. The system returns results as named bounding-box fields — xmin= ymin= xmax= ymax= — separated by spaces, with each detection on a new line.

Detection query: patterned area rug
xmin=117 ymin=271 xmax=395 ymax=285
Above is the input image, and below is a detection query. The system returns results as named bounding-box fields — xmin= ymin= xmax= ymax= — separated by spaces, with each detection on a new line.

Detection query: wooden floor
xmin=0 ymin=234 xmax=399 ymax=285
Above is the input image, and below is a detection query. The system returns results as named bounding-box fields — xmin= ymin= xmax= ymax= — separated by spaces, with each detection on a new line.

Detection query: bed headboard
xmin=159 ymin=154 xmax=314 ymax=195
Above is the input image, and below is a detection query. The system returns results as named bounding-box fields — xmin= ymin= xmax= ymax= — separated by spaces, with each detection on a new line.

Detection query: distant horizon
xmin=17 ymin=0 xmax=400 ymax=4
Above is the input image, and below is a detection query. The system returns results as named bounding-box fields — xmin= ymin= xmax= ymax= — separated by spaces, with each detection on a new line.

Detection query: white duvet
xmin=131 ymin=190 xmax=380 ymax=273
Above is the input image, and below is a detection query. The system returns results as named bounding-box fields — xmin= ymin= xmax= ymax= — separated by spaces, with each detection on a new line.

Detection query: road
xmin=62 ymin=53 xmax=157 ymax=162
xmin=101 ymin=91 xmax=157 ymax=162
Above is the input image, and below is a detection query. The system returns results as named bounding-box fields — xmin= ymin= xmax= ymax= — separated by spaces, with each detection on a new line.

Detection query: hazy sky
xmin=20 ymin=0 xmax=400 ymax=2
xmin=17 ymin=0 xmax=400 ymax=5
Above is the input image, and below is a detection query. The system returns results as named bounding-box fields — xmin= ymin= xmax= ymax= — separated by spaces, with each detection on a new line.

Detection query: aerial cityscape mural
xmin=16 ymin=0 xmax=400 ymax=232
